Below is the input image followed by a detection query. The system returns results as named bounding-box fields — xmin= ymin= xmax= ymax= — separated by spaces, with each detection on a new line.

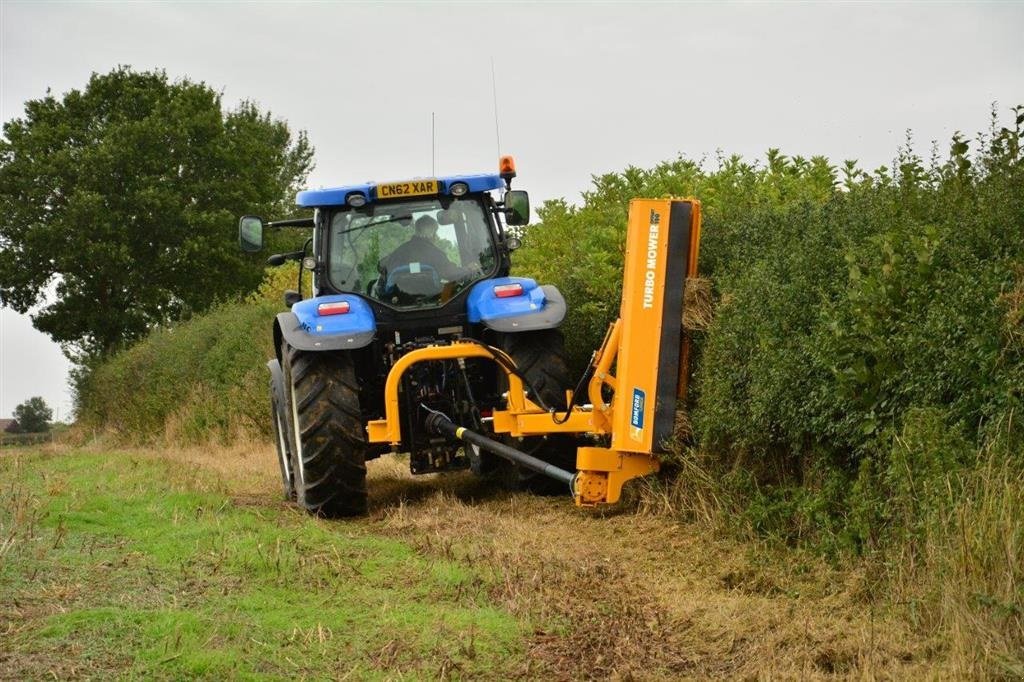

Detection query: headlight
xmin=347 ymin=193 xmax=367 ymax=207
xmin=449 ymin=182 xmax=469 ymax=196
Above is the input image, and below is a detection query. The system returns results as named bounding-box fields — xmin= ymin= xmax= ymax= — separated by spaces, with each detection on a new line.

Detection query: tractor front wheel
xmin=282 ymin=344 xmax=368 ymax=517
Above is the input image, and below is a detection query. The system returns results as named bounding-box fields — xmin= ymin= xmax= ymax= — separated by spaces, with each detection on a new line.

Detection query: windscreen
xmin=327 ymin=196 xmax=497 ymax=308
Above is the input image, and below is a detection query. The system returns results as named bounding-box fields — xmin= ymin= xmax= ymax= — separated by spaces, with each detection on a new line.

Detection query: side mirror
xmin=239 ymin=215 xmax=264 ymax=253
xmin=504 ymin=190 xmax=530 ymax=226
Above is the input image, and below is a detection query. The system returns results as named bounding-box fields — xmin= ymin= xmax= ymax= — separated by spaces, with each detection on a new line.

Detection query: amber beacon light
xmin=499 ymin=155 xmax=517 ymax=186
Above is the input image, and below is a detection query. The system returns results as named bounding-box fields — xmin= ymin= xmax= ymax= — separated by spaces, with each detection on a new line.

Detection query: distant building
xmin=0 ymin=419 xmax=20 ymax=433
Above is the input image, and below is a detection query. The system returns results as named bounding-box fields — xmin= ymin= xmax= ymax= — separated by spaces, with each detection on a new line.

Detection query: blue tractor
xmin=239 ymin=157 xmax=574 ymax=516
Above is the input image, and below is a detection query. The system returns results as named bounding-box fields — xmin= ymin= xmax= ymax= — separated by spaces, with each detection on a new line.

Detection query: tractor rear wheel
xmin=282 ymin=344 xmax=368 ymax=517
xmin=495 ymin=329 xmax=578 ymax=494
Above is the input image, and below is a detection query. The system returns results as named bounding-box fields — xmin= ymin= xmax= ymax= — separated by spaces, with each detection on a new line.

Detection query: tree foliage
xmin=0 ymin=67 xmax=314 ymax=358
xmin=13 ymin=396 xmax=53 ymax=433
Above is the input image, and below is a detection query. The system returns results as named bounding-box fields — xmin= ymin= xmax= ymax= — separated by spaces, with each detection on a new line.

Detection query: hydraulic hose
xmin=422 ymin=408 xmax=575 ymax=489
xmin=461 ymin=338 xmax=555 ymax=413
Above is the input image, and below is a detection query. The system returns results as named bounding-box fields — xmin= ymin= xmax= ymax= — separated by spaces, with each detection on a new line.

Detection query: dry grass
xmin=631 ymin=452 xmax=731 ymax=528
xmin=367 ymin=456 xmax=933 ymax=679
xmin=18 ymin=442 xmax=983 ymax=678
xmin=683 ymin=277 xmax=714 ymax=332
xmin=888 ymin=446 xmax=1024 ymax=679
xmin=1000 ymin=265 xmax=1024 ymax=347
xmin=672 ymin=409 xmax=694 ymax=444
xmin=57 ymin=422 xmax=271 ymax=484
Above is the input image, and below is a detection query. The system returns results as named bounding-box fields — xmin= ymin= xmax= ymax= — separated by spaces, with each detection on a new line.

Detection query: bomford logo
xmin=630 ymin=387 xmax=646 ymax=441
xmin=642 ymin=209 xmax=660 ymax=309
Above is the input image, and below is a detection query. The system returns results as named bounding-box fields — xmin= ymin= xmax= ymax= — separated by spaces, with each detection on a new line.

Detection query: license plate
xmin=377 ymin=179 xmax=439 ymax=199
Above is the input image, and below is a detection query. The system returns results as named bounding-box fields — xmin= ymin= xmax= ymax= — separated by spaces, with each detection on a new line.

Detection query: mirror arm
xmin=266 ymin=250 xmax=305 ymax=266
xmin=296 ymin=237 xmax=313 ymax=298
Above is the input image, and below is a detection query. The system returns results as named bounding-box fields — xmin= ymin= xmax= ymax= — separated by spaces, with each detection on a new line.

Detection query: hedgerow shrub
xmin=517 ymin=106 xmax=1023 ymax=554
xmin=75 ymin=263 xmax=303 ymax=444
xmin=515 ymin=151 xmax=839 ymax=369
xmin=702 ymin=125 xmax=1021 ymax=549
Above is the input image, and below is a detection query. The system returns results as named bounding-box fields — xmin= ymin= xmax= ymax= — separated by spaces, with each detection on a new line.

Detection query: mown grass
xmin=0 ymin=448 xmax=524 ymax=679
xmin=3 ymin=444 xmax=949 ymax=679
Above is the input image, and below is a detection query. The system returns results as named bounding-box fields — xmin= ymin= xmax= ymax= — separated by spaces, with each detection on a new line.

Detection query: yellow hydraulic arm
xmin=366 ymin=198 xmax=702 ymax=506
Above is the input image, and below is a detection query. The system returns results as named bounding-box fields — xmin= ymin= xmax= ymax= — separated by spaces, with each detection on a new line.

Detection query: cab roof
xmin=296 ymin=173 xmax=504 ymax=208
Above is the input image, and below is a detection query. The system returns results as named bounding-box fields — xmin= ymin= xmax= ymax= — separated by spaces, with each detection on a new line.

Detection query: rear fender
xmin=467 ymin=277 xmax=566 ymax=333
xmin=275 ymin=294 xmax=377 ymax=353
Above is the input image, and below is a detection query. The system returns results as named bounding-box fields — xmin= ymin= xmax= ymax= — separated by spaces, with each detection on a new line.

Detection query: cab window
xmin=327 ymin=196 xmax=497 ymax=308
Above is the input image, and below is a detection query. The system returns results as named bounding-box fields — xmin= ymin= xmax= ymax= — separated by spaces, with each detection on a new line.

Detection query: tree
xmin=13 ymin=397 xmax=52 ymax=433
xmin=0 ymin=67 xmax=314 ymax=358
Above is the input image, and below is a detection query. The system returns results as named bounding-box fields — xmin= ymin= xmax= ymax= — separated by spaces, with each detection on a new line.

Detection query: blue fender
xmin=276 ymin=294 xmax=376 ymax=352
xmin=466 ymin=277 xmax=567 ymax=332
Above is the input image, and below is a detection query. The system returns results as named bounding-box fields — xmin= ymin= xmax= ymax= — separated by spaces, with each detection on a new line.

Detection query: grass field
xmin=0 ymin=442 xmax=954 ymax=679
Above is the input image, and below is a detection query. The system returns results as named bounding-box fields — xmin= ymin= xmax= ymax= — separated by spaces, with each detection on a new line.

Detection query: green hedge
xmin=516 ymin=107 xmax=1024 ymax=551
xmin=74 ymin=265 xmax=302 ymax=444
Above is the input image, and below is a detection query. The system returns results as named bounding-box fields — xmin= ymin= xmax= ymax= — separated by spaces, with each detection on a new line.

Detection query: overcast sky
xmin=1 ymin=1 xmax=1022 ymax=420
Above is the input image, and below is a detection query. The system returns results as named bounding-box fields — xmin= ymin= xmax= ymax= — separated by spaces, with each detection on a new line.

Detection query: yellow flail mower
xmin=368 ymin=198 xmax=702 ymax=507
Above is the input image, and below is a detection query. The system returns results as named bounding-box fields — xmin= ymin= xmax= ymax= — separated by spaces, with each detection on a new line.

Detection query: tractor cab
xmin=240 ymin=158 xmax=530 ymax=319
xmin=326 ymin=193 xmax=499 ymax=309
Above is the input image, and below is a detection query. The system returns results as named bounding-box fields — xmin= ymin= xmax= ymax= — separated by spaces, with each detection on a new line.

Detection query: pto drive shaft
xmin=422 ymin=410 xmax=576 ymax=490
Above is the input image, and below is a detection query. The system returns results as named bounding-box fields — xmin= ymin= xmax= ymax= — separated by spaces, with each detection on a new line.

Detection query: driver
xmin=382 ymin=215 xmax=478 ymax=281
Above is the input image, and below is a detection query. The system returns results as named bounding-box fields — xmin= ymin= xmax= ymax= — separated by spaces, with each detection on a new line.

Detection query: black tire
xmin=282 ymin=343 xmax=368 ymax=517
xmin=495 ymin=329 xmax=578 ymax=493
xmin=269 ymin=368 xmax=295 ymax=500
xmin=497 ymin=329 xmax=573 ymax=411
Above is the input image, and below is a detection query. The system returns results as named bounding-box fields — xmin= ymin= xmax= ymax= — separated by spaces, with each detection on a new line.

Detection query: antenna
xmin=431 ymin=112 xmax=436 ymax=176
xmin=490 ymin=58 xmax=501 ymax=159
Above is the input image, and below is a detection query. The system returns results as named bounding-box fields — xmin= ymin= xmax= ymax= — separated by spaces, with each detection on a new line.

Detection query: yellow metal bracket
xmin=573 ymin=447 xmax=659 ymax=506
xmin=366 ymin=342 xmax=529 ymax=444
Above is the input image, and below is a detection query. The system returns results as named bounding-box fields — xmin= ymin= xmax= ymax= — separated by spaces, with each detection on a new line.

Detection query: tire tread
xmin=283 ymin=345 xmax=368 ymax=517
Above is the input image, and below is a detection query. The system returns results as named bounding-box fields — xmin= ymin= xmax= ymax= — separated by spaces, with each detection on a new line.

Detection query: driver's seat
xmin=384 ymin=262 xmax=442 ymax=299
